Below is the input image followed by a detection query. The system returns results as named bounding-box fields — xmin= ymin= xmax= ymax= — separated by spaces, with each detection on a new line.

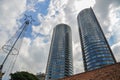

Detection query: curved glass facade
xmin=45 ymin=24 xmax=73 ymax=80
xmin=77 ymin=8 xmax=116 ymax=71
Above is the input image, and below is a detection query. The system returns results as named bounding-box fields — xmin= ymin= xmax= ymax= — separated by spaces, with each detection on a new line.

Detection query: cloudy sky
xmin=0 ymin=0 xmax=120 ymax=79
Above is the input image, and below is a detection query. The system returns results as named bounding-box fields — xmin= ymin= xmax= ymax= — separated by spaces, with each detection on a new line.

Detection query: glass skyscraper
xmin=45 ymin=24 xmax=73 ymax=80
xmin=77 ymin=8 xmax=116 ymax=71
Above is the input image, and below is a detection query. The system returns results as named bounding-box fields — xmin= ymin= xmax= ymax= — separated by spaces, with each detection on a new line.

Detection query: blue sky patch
xmin=19 ymin=0 xmax=51 ymax=39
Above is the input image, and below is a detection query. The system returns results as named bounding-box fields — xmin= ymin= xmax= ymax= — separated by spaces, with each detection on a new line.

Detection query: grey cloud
xmin=112 ymin=42 xmax=120 ymax=62
xmin=94 ymin=0 xmax=120 ymax=19
xmin=93 ymin=0 xmax=120 ymax=34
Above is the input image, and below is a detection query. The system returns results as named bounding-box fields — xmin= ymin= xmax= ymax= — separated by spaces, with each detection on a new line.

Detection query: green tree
xmin=10 ymin=71 xmax=39 ymax=80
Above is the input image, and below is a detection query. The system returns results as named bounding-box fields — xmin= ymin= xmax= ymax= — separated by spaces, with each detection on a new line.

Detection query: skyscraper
xmin=77 ymin=8 xmax=116 ymax=71
xmin=45 ymin=24 xmax=73 ymax=80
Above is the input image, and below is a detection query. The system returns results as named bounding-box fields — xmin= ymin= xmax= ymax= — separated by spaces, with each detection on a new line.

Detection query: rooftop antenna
xmin=0 ymin=14 xmax=34 ymax=79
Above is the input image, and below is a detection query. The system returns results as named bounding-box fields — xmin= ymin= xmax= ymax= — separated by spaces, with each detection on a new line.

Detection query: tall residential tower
xmin=45 ymin=24 xmax=73 ymax=80
xmin=77 ymin=8 xmax=116 ymax=71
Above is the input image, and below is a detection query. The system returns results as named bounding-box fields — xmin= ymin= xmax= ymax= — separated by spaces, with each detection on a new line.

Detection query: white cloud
xmin=0 ymin=0 xmax=26 ymax=30
xmin=112 ymin=42 xmax=120 ymax=62
xmin=38 ymin=0 xmax=45 ymax=2
xmin=73 ymin=42 xmax=84 ymax=74
xmin=108 ymin=7 xmax=120 ymax=43
xmin=0 ymin=0 xmax=26 ymax=46
xmin=12 ymin=36 xmax=50 ymax=74
xmin=74 ymin=0 xmax=95 ymax=13
xmin=109 ymin=7 xmax=120 ymax=63
xmin=26 ymin=0 xmax=45 ymax=12
xmin=32 ymin=25 xmax=40 ymax=34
